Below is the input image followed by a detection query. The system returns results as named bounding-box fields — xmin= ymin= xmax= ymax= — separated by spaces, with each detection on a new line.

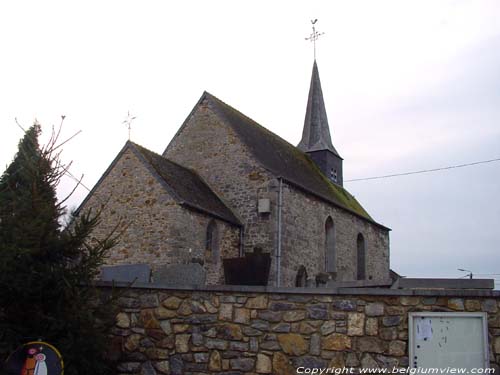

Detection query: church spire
xmin=298 ymin=60 xmax=339 ymax=156
xmin=298 ymin=60 xmax=344 ymax=186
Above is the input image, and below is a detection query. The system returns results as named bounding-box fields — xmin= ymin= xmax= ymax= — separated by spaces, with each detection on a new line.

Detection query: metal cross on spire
xmin=123 ymin=111 xmax=137 ymax=141
xmin=305 ymin=19 xmax=324 ymax=60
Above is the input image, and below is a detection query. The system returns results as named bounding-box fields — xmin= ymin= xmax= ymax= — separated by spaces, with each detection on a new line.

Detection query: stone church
xmin=77 ymin=61 xmax=391 ymax=287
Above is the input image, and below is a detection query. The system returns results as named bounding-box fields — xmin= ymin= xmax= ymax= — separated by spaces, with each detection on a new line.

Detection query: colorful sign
xmin=4 ymin=341 xmax=63 ymax=375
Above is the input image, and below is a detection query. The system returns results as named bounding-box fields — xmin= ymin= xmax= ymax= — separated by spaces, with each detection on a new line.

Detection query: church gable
xmin=76 ymin=141 xmax=241 ymax=283
xmin=131 ymin=142 xmax=240 ymax=225
xmin=187 ymin=92 xmax=382 ymax=227
xmin=164 ymin=93 xmax=277 ymax=254
xmin=78 ymin=141 xmax=240 ymax=226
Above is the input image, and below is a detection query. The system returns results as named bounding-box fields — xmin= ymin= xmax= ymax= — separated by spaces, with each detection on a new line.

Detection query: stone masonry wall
xmin=280 ymin=182 xmax=390 ymax=287
xmin=108 ymin=286 xmax=500 ymax=375
xmin=79 ymin=147 xmax=240 ymax=285
xmin=163 ymin=98 xmax=280 ymax=282
xmin=164 ymin=98 xmax=390 ymax=287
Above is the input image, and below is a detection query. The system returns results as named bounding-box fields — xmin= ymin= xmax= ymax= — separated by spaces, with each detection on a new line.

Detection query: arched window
xmin=357 ymin=233 xmax=366 ymax=280
xmin=325 ymin=217 xmax=336 ymax=272
xmin=295 ymin=266 xmax=308 ymax=287
xmin=206 ymin=220 xmax=219 ymax=263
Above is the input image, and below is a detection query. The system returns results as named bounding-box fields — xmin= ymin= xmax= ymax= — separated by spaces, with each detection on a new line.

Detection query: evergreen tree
xmin=0 ymin=123 xmax=120 ymax=374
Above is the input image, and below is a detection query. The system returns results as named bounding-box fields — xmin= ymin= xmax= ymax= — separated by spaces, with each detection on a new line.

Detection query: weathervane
xmin=305 ymin=19 xmax=324 ymax=60
xmin=123 ymin=111 xmax=136 ymax=141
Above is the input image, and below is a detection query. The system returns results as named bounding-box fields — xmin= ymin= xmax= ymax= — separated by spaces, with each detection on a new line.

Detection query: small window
xmin=325 ymin=217 xmax=336 ymax=272
xmin=330 ymin=168 xmax=337 ymax=182
xmin=206 ymin=220 xmax=219 ymax=263
xmin=356 ymin=233 xmax=366 ymax=280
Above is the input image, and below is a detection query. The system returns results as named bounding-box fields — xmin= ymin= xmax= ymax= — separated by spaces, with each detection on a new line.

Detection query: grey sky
xmin=1 ymin=1 xmax=499 ymax=285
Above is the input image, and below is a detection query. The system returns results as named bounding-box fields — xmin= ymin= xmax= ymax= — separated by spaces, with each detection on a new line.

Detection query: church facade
xmin=78 ymin=61 xmax=390 ymax=287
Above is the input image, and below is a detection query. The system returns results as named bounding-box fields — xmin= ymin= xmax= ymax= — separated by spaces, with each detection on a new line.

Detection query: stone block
xmin=216 ymin=323 xmax=243 ymax=340
xmin=246 ymin=295 xmax=268 ymax=309
xmin=332 ymin=299 xmax=357 ymax=311
xmin=234 ymin=307 xmax=250 ymax=324
xmin=272 ymin=323 xmax=291 ymax=333
xmin=205 ymin=338 xmax=228 ymax=350
xmin=482 ymin=299 xmax=498 ymax=313
xmin=208 ymin=350 xmax=222 ymax=371
xmin=357 ymin=337 xmax=385 ymax=353
xmin=366 ymin=317 xmax=378 ymax=336
xmin=465 ymin=299 xmax=481 ymax=311
xmin=230 ymin=357 xmax=255 ymax=371
xmin=170 ymin=354 xmax=184 ymax=375
xmin=273 ymin=352 xmax=295 ymax=375
xmin=448 ymin=298 xmax=464 ymax=311
xmin=162 ymin=296 xmax=183 ymax=309
xmin=310 ymin=333 xmax=321 ymax=355
xmin=258 ymin=310 xmax=283 ymax=322
xmin=382 ymin=315 xmax=402 ymax=327
xmin=386 ymin=306 xmax=405 ymax=315
xmin=124 ymin=334 xmax=141 ymax=352
xmin=219 ymin=303 xmax=233 ymax=321
xmin=140 ymin=361 xmax=156 ymax=375
xmin=347 ymin=312 xmax=365 ymax=336
xmin=140 ymin=309 xmax=160 ymax=329
xmin=283 ymin=310 xmax=307 ymax=322
xmin=307 ymin=304 xmax=329 ymax=320
xmin=400 ymin=296 xmax=420 ymax=306
xmin=175 ymin=334 xmax=190 ymax=353
xmin=116 ymin=312 xmax=130 ymax=328
xmin=322 ymin=333 xmax=351 ymax=351
xmin=321 ymin=321 xmax=336 ymax=335
xmin=277 ymin=333 xmax=308 ymax=355
xmin=360 ymin=354 xmax=378 ymax=369
xmin=139 ymin=293 xmax=159 ymax=308
xmin=380 ymin=327 xmax=398 ymax=341
xmin=365 ymin=303 xmax=384 ymax=316
xmin=154 ymin=360 xmax=169 ymax=374
xmin=256 ymin=354 xmax=272 ymax=374
xmin=389 ymin=340 xmax=406 ymax=356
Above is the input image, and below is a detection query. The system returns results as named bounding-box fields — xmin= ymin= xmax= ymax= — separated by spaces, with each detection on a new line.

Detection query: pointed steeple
xmin=298 ymin=60 xmax=344 ymax=186
xmin=298 ymin=60 xmax=340 ymax=156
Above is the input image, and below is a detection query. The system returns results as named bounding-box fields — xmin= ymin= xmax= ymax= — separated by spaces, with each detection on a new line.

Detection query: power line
xmin=345 ymin=157 xmax=500 ymax=183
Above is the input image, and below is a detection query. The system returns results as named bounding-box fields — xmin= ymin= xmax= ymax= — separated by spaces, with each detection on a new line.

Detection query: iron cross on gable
xmin=305 ymin=19 xmax=324 ymax=60
xmin=123 ymin=111 xmax=137 ymax=141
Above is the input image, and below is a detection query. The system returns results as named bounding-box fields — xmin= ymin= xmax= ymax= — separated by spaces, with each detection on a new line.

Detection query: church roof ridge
xmin=76 ymin=140 xmax=241 ymax=226
xmin=201 ymin=92 xmax=389 ymax=230
xmin=129 ymin=142 xmax=241 ymax=226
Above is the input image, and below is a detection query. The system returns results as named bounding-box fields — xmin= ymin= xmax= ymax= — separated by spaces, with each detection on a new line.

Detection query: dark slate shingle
xmin=130 ymin=142 xmax=240 ymax=226
xmin=203 ymin=92 xmax=388 ymax=229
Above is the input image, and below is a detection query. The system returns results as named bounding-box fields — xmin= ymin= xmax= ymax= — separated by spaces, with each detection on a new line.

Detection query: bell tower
xmin=298 ymin=60 xmax=343 ymax=186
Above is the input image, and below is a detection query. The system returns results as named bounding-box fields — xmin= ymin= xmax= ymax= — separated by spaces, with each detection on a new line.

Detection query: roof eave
xmin=277 ymin=175 xmax=391 ymax=231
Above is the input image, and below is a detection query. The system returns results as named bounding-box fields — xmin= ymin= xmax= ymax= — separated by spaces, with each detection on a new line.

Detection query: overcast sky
xmin=1 ymin=1 xmax=499 ymax=285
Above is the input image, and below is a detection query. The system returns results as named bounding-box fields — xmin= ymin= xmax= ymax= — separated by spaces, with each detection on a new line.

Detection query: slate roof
xmin=202 ymin=92 xmax=389 ymax=230
xmin=77 ymin=141 xmax=241 ymax=226
xmin=298 ymin=60 xmax=341 ymax=156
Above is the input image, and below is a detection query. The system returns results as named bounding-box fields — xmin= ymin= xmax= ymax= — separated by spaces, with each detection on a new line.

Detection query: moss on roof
xmin=204 ymin=92 xmax=381 ymax=225
xmin=130 ymin=142 xmax=241 ymax=226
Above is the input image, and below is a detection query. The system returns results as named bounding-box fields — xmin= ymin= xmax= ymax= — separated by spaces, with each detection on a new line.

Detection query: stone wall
xmin=79 ymin=147 xmax=240 ymax=285
xmin=280 ymin=182 xmax=390 ymax=287
xmin=163 ymin=98 xmax=280 ymax=283
xmin=164 ymin=97 xmax=390 ymax=287
xmin=107 ymin=284 xmax=500 ymax=374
